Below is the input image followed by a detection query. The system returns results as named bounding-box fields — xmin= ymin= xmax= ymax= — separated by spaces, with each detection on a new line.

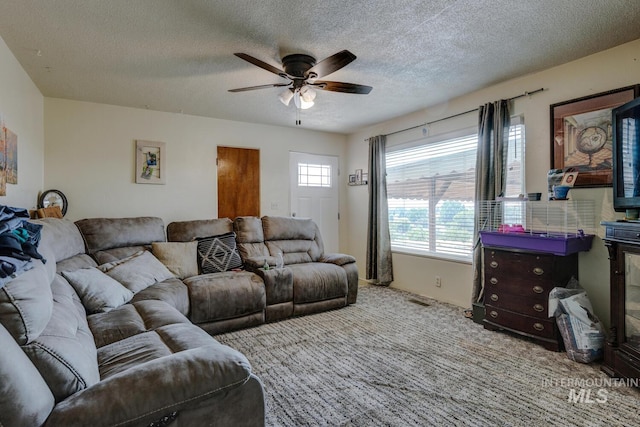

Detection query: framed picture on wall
xmin=550 ymin=84 xmax=640 ymax=187
xmin=355 ymin=169 xmax=362 ymax=184
xmin=136 ymin=140 xmax=166 ymax=184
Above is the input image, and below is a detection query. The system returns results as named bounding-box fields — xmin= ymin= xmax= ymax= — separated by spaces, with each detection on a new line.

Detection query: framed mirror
xmin=38 ymin=189 xmax=68 ymax=216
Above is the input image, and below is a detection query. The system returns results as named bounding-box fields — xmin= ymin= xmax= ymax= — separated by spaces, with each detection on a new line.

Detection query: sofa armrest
xmin=320 ymin=253 xmax=356 ymax=266
xmin=45 ymin=345 xmax=254 ymax=427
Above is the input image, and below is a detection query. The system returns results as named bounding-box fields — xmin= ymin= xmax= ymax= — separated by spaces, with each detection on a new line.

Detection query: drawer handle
xmin=533 ymin=267 xmax=544 ymax=275
xmin=490 ymin=294 xmax=498 ymax=302
xmin=490 ymin=261 xmax=498 ymax=268
xmin=489 ymin=310 xmax=498 ymax=318
xmin=533 ymin=323 xmax=544 ymax=331
xmin=489 ymin=277 xmax=498 ymax=285
xmin=532 ymin=285 xmax=544 ymax=294
xmin=533 ymin=304 xmax=544 ymax=312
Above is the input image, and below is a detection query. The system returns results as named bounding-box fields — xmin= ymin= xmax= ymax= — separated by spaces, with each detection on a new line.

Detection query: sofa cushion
xmin=167 ymin=218 xmax=233 ymax=242
xmin=75 ymin=217 xmax=166 ymax=255
xmin=30 ymin=217 xmax=85 ymax=263
xmin=288 ymin=262 xmax=348 ymax=304
xmin=93 ymin=245 xmax=149 ymax=265
xmin=266 ymin=239 xmax=318 ymax=265
xmin=21 ymin=274 xmax=100 ymax=402
xmin=61 ymin=267 xmax=133 ymax=313
xmin=183 ymin=271 xmax=265 ymax=324
xmin=88 ymin=300 xmax=191 ymax=348
xmin=0 ymin=323 xmax=55 ymax=427
xmin=99 ymin=250 xmax=175 ymax=294
xmin=152 ymin=241 xmax=198 ymax=279
xmin=321 ymin=253 xmax=357 ymax=266
xmin=0 ymin=259 xmax=52 ymax=345
xmin=97 ymin=323 xmax=245 ymax=378
xmin=196 ymin=232 xmax=243 ymax=274
xmin=234 ymin=216 xmax=270 ymax=260
xmin=131 ymin=277 xmax=190 ymax=316
xmin=262 ymin=216 xmax=324 ymax=262
xmin=55 ymin=253 xmax=98 ymax=274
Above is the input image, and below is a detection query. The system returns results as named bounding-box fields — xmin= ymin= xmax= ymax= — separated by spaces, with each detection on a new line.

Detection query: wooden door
xmin=217 ymin=146 xmax=260 ymax=219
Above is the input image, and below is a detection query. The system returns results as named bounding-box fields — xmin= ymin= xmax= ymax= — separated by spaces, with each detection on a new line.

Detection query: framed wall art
xmin=550 ymin=84 xmax=640 ymax=187
xmin=136 ymin=140 xmax=166 ymax=184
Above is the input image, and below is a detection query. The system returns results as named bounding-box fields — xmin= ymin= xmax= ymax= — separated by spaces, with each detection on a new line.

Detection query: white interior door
xmin=289 ymin=152 xmax=340 ymax=253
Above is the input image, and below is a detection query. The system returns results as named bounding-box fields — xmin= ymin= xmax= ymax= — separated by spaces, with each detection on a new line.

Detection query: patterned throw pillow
xmin=196 ymin=232 xmax=243 ymax=274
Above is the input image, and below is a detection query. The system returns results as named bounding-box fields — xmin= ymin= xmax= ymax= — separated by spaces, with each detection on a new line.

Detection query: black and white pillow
xmin=196 ymin=232 xmax=243 ymax=274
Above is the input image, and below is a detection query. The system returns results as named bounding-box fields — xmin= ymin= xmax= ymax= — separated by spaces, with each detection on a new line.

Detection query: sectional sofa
xmin=0 ymin=214 xmax=358 ymax=426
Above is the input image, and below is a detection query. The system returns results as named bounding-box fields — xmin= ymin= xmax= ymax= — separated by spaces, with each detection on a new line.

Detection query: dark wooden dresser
xmin=483 ymin=246 xmax=578 ymax=351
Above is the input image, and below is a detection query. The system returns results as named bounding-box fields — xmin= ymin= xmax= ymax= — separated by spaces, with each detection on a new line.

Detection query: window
xmin=298 ymin=163 xmax=331 ymax=187
xmin=386 ymin=123 xmax=525 ymax=260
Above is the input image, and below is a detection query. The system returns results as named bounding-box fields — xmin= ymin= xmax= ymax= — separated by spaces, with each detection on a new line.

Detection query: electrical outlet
xmin=435 ymin=276 xmax=441 ymax=287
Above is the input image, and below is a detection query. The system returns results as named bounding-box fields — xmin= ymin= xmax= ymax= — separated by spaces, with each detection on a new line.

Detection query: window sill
xmin=391 ymin=248 xmax=472 ymax=265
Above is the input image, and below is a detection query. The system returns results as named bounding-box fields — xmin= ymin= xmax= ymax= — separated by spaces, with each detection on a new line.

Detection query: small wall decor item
xmin=348 ymin=174 xmax=357 ymax=185
xmin=5 ymin=128 xmax=17 ymax=185
xmin=136 ymin=140 xmax=166 ymax=184
xmin=550 ymin=84 xmax=640 ymax=187
xmin=355 ymin=169 xmax=363 ymax=184
xmin=0 ymin=125 xmax=5 ymax=196
xmin=361 ymin=172 xmax=368 ymax=185
xmin=38 ymin=189 xmax=68 ymax=216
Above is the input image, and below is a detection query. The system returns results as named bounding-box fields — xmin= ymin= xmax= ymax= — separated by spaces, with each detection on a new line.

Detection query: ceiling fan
xmin=229 ymin=50 xmax=372 ymax=112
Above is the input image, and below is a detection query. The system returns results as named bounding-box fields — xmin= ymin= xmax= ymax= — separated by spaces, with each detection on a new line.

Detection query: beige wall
xmin=11 ymin=29 xmax=640 ymax=326
xmin=0 ymin=36 xmax=44 ymax=209
xmin=43 ymin=98 xmax=348 ymax=242
xmin=346 ymin=38 xmax=640 ymax=326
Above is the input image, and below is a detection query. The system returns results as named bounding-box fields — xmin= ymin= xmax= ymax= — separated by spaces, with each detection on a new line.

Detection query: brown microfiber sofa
xmin=0 ymin=214 xmax=357 ymax=426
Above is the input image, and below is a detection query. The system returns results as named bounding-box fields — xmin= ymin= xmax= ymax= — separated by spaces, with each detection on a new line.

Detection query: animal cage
xmin=478 ymin=199 xmax=595 ymax=255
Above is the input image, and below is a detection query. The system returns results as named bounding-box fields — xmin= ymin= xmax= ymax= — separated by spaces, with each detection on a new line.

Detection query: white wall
xmin=43 ymin=98 xmax=348 ymax=243
xmin=0 ymin=36 xmax=44 ymax=210
xmin=346 ymin=38 xmax=640 ymax=327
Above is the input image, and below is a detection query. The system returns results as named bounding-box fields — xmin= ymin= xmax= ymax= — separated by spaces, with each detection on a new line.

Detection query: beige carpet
xmin=216 ymin=284 xmax=640 ymax=426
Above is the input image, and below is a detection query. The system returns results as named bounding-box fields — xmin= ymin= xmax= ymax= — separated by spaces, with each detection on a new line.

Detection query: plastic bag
xmin=549 ymin=279 xmax=605 ymax=363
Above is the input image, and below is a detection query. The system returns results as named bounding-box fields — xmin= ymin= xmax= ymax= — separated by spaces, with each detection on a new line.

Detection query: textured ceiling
xmin=1 ymin=1 xmax=639 ymax=134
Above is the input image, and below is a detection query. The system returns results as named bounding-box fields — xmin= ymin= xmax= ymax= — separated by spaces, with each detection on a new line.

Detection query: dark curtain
xmin=366 ymin=135 xmax=393 ymax=285
xmin=471 ymin=100 xmax=511 ymax=304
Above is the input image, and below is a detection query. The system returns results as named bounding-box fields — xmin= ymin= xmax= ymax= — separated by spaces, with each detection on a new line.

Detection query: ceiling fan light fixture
xmin=294 ymin=91 xmax=314 ymax=109
xmin=300 ymin=86 xmax=316 ymax=103
xmin=279 ymin=89 xmax=294 ymax=106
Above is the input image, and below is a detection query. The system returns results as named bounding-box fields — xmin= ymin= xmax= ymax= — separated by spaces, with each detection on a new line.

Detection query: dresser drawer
xmin=485 ymin=306 xmax=557 ymax=339
xmin=484 ymin=275 xmax=555 ymax=295
xmin=606 ymin=227 xmax=640 ymax=244
xmin=484 ymin=249 xmax=553 ymax=280
xmin=484 ymin=291 xmax=549 ymax=318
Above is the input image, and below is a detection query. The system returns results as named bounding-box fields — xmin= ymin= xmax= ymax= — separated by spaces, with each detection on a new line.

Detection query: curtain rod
xmin=363 ymin=87 xmax=545 ymax=142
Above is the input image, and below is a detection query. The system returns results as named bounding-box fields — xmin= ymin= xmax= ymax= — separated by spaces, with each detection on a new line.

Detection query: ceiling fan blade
xmin=228 ymin=83 xmax=291 ymax=92
xmin=311 ymin=81 xmax=373 ymax=94
xmin=306 ymin=50 xmax=356 ymax=79
xmin=234 ymin=53 xmax=288 ymax=78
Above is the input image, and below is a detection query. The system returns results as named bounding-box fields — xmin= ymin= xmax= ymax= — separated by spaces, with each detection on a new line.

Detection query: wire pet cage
xmin=478 ymin=200 xmax=595 ymax=255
